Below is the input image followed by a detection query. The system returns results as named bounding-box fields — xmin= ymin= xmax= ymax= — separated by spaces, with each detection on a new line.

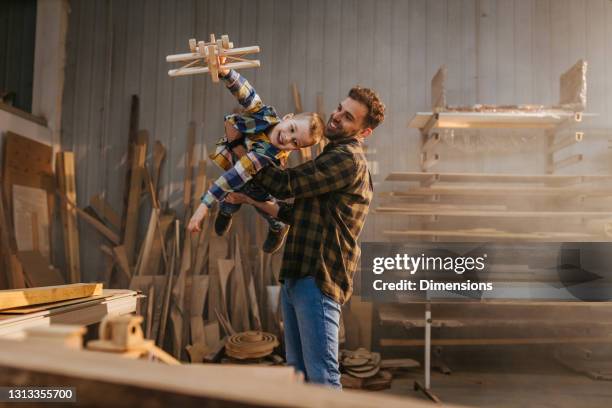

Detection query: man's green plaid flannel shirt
xmin=254 ymin=137 xmax=373 ymax=305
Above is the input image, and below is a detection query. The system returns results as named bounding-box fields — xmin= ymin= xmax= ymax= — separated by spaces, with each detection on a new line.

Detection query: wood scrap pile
xmin=0 ymin=95 xmax=285 ymax=364
xmin=340 ymin=348 xmax=393 ymax=391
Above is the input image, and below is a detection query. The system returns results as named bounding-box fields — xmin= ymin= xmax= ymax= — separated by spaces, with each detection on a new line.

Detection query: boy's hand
xmin=218 ymin=55 xmax=229 ymax=76
xmin=188 ymin=203 xmax=209 ymax=232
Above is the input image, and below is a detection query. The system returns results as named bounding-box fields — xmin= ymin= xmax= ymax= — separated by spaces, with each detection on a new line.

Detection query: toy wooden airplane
xmin=166 ymin=34 xmax=260 ymax=82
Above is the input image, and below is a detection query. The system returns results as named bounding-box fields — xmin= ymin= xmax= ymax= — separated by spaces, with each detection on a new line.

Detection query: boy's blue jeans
xmin=280 ymin=276 xmax=342 ymax=389
xmin=219 ymin=180 xmax=283 ymax=231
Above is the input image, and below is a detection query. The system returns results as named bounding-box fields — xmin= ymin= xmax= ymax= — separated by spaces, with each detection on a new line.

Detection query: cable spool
xmin=225 ymin=331 xmax=279 ymax=360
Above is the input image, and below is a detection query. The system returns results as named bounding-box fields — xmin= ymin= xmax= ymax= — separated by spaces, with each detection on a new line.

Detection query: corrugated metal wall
xmin=0 ymin=0 xmax=37 ymax=112
xmin=61 ymin=0 xmax=612 ymax=281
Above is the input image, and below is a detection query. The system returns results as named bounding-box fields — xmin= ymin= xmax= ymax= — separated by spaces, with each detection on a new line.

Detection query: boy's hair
xmin=348 ymin=86 xmax=385 ymax=129
xmin=295 ymin=112 xmax=325 ymax=146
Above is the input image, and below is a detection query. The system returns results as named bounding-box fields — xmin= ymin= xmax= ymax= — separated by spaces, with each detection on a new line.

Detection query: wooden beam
xmin=549 ymin=154 xmax=583 ymax=173
xmin=57 ymin=191 xmax=120 ymax=244
xmin=385 ymin=171 xmax=612 ymax=185
xmin=430 ymin=66 xmax=446 ymax=111
xmin=0 ymin=191 xmax=21 ymax=288
xmin=152 ymin=141 xmax=167 ymax=199
xmin=409 ymin=110 xmax=580 ymax=130
xmin=380 ymin=185 xmax=612 ymax=198
xmin=183 ymin=123 xmax=196 ymax=221
xmin=89 ymin=194 xmax=121 ymax=231
xmin=383 ymin=229 xmax=595 ymax=241
xmin=376 ymin=207 xmax=612 ymax=218
xmin=558 ymin=59 xmax=587 ymax=111
xmin=56 ymin=152 xmax=81 ymax=283
xmin=0 ymin=339 xmax=430 ymax=408
xmin=381 ymin=336 xmax=612 ymax=347
xmin=548 ymin=132 xmax=583 ymax=155
xmin=422 ymin=133 xmax=440 ymax=153
xmin=123 ymin=131 xmax=148 ymax=265
xmin=0 ymin=283 xmax=102 ymax=310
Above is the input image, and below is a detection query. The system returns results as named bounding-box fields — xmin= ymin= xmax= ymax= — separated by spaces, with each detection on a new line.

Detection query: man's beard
xmin=325 ymin=120 xmax=358 ymax=141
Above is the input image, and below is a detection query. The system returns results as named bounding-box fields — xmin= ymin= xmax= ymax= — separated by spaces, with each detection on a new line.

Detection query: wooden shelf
xmin=383 ymin=229 xmax=597 ymax=240
xmin=385 ymin=171 xmax=612 ymax=185
xmin=379 ymin=186 xmax=612 ymax=198
xmin=408 ymin=110 xmax=584 ymax=130
xmin=376 ymin=207 xmax=612 ymax=218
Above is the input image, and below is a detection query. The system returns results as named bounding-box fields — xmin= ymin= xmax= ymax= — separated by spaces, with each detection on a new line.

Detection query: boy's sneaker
xmin=214 ymin=212 xmax=233 ymax=236
xmin=262 ymin=226 xmax=288 ymax=254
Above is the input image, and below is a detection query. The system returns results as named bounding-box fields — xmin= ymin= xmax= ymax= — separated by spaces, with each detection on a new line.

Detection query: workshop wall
xmin=61 ymin=0 xmax=612 ymax=281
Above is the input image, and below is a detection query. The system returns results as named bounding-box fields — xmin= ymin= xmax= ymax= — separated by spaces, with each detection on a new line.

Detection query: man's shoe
xmin=214 ymin=212 xmax=233 ymax=236
xmin=262 ymin=226 xmax=288 ymax=254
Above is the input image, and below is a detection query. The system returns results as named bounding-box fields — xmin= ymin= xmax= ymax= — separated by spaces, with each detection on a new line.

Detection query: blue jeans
xmin=281 ymin=276 xmax=342 ymax=389
xmin=220 ymin=180 xmax=283 ymax=231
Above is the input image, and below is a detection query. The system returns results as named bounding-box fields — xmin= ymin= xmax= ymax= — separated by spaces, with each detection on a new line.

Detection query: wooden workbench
xmin=0 ymin=289 xmax=139 ymax=338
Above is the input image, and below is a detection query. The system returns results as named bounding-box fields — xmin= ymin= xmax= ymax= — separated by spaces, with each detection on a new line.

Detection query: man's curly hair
xmin=348 ymin=86 xmax=385 ymax=129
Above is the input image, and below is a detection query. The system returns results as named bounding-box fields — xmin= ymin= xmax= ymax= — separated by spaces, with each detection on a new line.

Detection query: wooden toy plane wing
xmin=166 ymin=34 xmax=260 ymax=82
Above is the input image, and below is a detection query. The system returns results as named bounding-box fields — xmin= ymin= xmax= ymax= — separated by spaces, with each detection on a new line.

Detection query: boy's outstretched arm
xmin=201 ymin=150 xmax=271 ymax=207
xmin=220 ymin=69 xmax=264 ymax=114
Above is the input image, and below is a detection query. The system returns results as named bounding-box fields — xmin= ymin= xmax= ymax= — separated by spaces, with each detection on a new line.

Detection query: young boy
xmin=188 ymin=67 xmax=324 ymax=253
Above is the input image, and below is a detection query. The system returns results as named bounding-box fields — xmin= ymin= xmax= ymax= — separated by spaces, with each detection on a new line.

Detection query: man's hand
xmin=188 ymin=203 xmax=209 ymax=232
xmin=225 ymin=192 xmax=253 ymax=205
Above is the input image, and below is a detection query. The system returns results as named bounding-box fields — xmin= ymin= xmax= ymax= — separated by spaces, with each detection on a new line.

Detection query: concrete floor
xmin=382 ymin=364 xmax=612 ymax=407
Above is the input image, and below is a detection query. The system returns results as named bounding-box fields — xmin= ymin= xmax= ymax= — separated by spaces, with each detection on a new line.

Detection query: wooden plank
xmin=183 ymin=122 xmax=196 ymax=221
xmin=548 ymin=132 xmax=583 ymax=154
xmin=134 ymin=208 xmax=159 ymax=276
xmin=0 ymin=192 xmax=21 ymax=288
xmin=430 ymin=66 xmax=446 ymax=110
xmin=229 ymin=237 xmax=250 ymax=333
xmin=120 ymin=95 xmax=140 ymax=244
xmin=55 ymin=152 xmax=80 ymax=283
xmin=0 ymin=102 xmax=47 ymax=126
xmin=57 ymin=191 xmax=120 ymax=244
xmin=380 ymin=336 xmax=612 ymax=347
xmin=376 ymin=207 xmax=612 ymax=218
xmin=8 ymin=255 xmax=25 ymax=290
xmin=549 ymin=154 xmax=583 ymax=173
xmin=0 ymin=339 xmax=429 ymax=408
xmin=0 ymin=294 xmax=105 ymax=314
xmin=3 ymin=133 xmax=54 ymax=252
xmin=123 ymin=131 xmax=148 ymax=266
xmin=408 ymin=110 xmax=581 ymax=129
xmin=385 ymin=171 xmax=612 ymax=184
xmin=383 ymin=229 xmax=595 ymax=241
xmin=0 ymin=283 xmax=102 ymax=310
xmin=151 ymin=141 xmax=166 ymax=199
xmin=12 ymin=185 xmax=50 ymax=259
xmin=89 ymin=194 xmax=121 ymax=231
xmin=157 ymin=222 xmax=178 ymax=347
xmin=558 ymin=59 xmax=587 ymax=110
xmin=144 ymin=213 xmax=173 ymax=276
xmin=380 ymin=185 xmax=612 ymax=198
xmin=17 ymin=251 xmax=65 ymax=287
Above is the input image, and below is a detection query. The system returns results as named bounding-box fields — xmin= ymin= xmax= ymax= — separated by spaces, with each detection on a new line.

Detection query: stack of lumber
xmin=340 ymin=348 xmax=392 ymax=391
xmin=0 ymin=284 xmax=139 ymax=339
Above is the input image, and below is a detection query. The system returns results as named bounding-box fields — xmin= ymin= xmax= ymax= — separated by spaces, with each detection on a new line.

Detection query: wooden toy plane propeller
xmin=166 ymin=34 xmax=260 ymax=82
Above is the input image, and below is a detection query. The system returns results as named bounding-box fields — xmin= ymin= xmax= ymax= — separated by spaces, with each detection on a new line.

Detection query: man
xmin=226 ymin=86 xmax=385 ymax=388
